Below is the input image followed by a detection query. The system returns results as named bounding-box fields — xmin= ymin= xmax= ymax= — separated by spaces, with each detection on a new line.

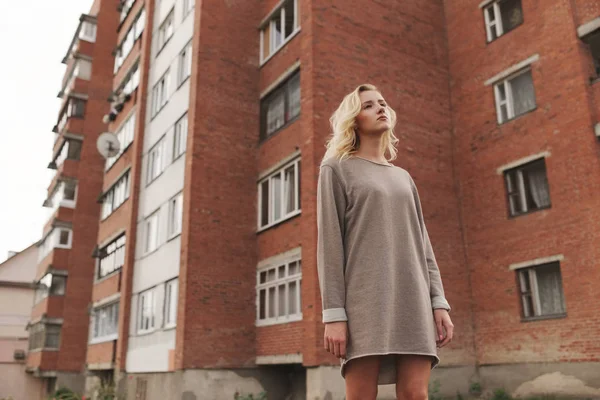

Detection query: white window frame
xmin=90 ymin=302 xmax=119 ymax=344
xmin=114 ymin=8 xmax=146 ymax=73
xmin=147 ymin=137 xmax=166 ymax=185
xmin=79 ymin=21 xmax=97 ymax=42
xmin=259 ymin=0 xmax=300 ymax=65
xmin=144 ymin=211 xmax=160 ymax=254
xmin=98 ymin=235 xmax=126 ymax=280
xmin=35 ymin=273 xmax=67 ymax=303
xmin=483 ymin=0 xmax=523 ymax=43
xmin=106 ymin=112 xmax=136 ymax=170
xmin=167 ymin=193 xmax=183 ymax=239
xmin=173 ymin=113 xmax=188 ymax=160
xmin=256 ymin=257 xmax=302 ymax=326
xmin=178 ymin=41 xmax=192 ymax=86
xmin=257 ymin=157 xmax=301 ymax=231
xmin=515 ymin=262 xmax=566 ymax=319
xmin=493 ymin=68 xmax=534 ymax=124
xmin=183 ymin=0 xmax=195 ymax=19
xmin=164 ymin=279 xmax=178 ymax=328
xmin=157 ymin=9 xmax=175 ymax=54
xmin=101 ymin=171 xmax=131 ymax=220
xmin=38 ymin=227 xmax=73 ymax=261
xmin=151 ymin=69 xmax=170 ymax=117
xmin=137 ymin=288 xmax=156 ymax=334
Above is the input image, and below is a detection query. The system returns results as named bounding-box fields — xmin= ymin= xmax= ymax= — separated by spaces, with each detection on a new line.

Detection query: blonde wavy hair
xmin=322 ymin=83 xmax=399 ymax=163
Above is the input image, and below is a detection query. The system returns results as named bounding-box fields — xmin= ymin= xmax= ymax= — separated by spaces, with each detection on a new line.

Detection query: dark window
xmin=68 ymin=98 xmax=86 ymax=118
xmin=484 ymin=0 xmax=523 ymax=42
xmin=260 ymin=71 xmax=300 ymax=140
xmin=584 ymin=30 xmax=600 ymax=78
xmin=518 ymin=262 xmax=566 ymax=319
xmin=67 ymin=140 xmax=82 ymax=160
xmin=28 ymin=323 xmax=61 ymax=350
xmin=504 ymin=158 xmax=550 ymax=217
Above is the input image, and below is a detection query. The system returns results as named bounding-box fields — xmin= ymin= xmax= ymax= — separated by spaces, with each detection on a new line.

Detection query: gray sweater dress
xmin=316 ymin=155 xmax=451 ymax=385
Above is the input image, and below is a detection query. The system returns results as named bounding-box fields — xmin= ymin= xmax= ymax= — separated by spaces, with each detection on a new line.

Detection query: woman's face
xmin=355 ymin=90 xmax=391 ymax=135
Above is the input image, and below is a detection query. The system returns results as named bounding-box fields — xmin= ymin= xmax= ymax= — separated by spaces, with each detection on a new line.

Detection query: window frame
xmin=137 ymin=288 xmax=157 ymax=334
xmin=173 ymin=113 xmax=188 ymax=160
xmin=259 ymin=0 xmax=301 ymax=65
xmin=256 ymin=257 xmax=302 ymax=326
xmin=177 ymin=41 xmax=193 ymax=87
xmin=97 ymin=234 xmax=126 ymax=280
xmin=516 ymin=261 xmax=566 ymax=321
xmin=156 ymin=9 xmax=175 ymax=55
xmin=146 ymin=136 xmax=166 ymax=185
xmin=35 ymin=273 xmax=67 ymax=303
xmin=90 ymin=301 xmax=120 ymax=344
xmin=101 ymin=171 xmax=131 ymax=220
xmin=493 ymin=67 xmax=536 ymax=124
xmin=164 ymin=279 xmax=178 ymax=328
xmin=28 ymin=322 xmax=62 ymax=351
xmin=183 ymin=0 xmax=195 ymax=20
xmin=503 ymin=157 xmax=551 ymax=218
xmin=257 ymin=157 xmax=301 ymax=231
xmin=106 ymin=111 xmax=136 ymax=171
xmin=167 ymin=193 xmax=183 ymax=239
xmin=144 ymin=210 xmax=160 ymax=255
xmin=260 ymin=70 xmax=301 ymax=140
xmin=483 ymin=0 xmax=524 ymax=43
xmin=151 ymin=69 xmax=170 ymax=118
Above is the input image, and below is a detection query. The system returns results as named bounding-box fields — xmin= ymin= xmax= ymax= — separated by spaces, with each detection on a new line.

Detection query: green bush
xmin=233 ymin=391 xmax=267 ymax=400
xmin=47 ymin=387 xmax=82 ymax=400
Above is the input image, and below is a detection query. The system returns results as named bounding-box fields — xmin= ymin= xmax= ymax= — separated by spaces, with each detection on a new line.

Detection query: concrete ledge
xmin=256 ymin=353 xmax=302 ymax=365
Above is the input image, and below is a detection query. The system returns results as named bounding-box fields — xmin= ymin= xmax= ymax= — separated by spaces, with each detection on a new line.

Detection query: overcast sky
xmin=0 ymin=0 xmax=94 ymax=263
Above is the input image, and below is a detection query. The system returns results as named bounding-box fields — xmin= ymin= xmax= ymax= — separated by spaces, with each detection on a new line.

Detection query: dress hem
xmin=340 ymin=351 xmax=440 ymax=385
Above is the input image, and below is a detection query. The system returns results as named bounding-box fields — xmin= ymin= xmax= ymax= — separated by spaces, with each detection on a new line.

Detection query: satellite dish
xmin=97 ymin=132 xmax=121 ymax=159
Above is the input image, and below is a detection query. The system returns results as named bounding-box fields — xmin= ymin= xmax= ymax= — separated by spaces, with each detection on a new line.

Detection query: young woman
xmin=316 ymin=84 xmax=454 ymax=400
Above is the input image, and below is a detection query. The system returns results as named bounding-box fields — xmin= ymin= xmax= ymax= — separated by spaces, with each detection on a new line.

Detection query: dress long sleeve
xmin=316 ymin=165 xmax=349 ymax=323
xmin=409 ymin=175 xmax=452 ymax=312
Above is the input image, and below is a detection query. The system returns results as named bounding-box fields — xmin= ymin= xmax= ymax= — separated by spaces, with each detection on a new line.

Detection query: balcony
xmin=59 ymin=58 xmax=92 ymax=100
xmin=54 ymin=97 xmax=86 ymax=139
xmin=25 ymin=319 xmax=63 ymax=373
xmin=36 ymin=225 xmax=73 ymax=277
xmin=62 ymin=15 xmax=97 ymax=64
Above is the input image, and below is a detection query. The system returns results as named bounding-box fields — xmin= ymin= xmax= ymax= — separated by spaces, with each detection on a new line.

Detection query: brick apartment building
xmin=25 ymin=0 xmax=118 ymax=396
xmin=25 ymin=0 xmax=600 ymax=399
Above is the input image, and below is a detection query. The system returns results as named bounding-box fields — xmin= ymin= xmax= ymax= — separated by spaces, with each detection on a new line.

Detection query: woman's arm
xmin=409 ymin=174 xmax=451 ymax=312
xmin=316 ymin=165 xmax=349 ymax=323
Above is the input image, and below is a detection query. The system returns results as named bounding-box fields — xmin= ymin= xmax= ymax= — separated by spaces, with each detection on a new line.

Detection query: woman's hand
xmin=324 ymin=321 xmax=348 ymax=359
xmin=434 ymin=309 xmax=454 ymax=348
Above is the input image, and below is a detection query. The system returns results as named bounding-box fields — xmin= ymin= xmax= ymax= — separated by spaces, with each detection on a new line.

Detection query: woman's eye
xmin=364 ymin=105 xmax=371 ymax=109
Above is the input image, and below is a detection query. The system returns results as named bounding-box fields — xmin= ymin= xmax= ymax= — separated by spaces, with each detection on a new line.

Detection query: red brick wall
xmin=86 ymin=341 xmax=116 ymax=365
xmin=573 ymin=0 xmax=600 ymax=25
xmin=175 ymin=0 xmax=262 ymax=369
xmin=31 ymin=297 xmax=65 ymax=320
xmin=444 ymin=0 xmax=600 ymax=364
xmin=256 ymin=322 xmax=303 ymax=356
xmin=92 ymin=273 xmax=121 ymax=303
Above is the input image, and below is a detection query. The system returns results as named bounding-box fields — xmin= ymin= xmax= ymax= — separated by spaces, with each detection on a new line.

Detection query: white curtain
xmin=528 ymin=167 xmax=550 ymax=208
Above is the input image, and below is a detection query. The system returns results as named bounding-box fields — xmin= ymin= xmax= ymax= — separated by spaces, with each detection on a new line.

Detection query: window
xmin=173 ymin=113 xmax=188 ymax=159
xmin=157 ymin=10 xmax=174 ymax=53
xmin=260 ymin=71 xmax=300 ymax=139
xmin=256 ymin=258 xmax=302 ymax=325
xmin=79 ymin=21 xmax=97 ymax=42
xmin=494 ymin=68 xmax=536 ymax=123
xmin=178 ymin=42 xmax=192 ymax=85
xmin=91 ymin=302 xmax=119 ymax=342
xmin=168 ymin=193 xmax=183 ymax=238
xmin=38 ymin=228 xmax=73 ymax=261
xmin=114 ymin=8 xmax=146 ymax=73
xmin=147 ymin=138 xmax=165 ymax=184
xmin=517 ymin=262 xmax=566 ymax=319
xmin=106 ymin=113 xmax=136 ymax=170
xmin=183 ymin=0 xmax=194 ymax=18
xmin=116 ymin=62 xmax=141 ymax=98
xmin=151 ymin=70 xmax=170 ymax=117
xmin=28 ymin=323 xmax=62 ymax=350
xmin=101 ymin=171 xmax=131 ymax=219
xmin=45 ymin=180 xmax=77 ymax=213
xmin=120 ymin=0 xmax=136 ymax=22
xmin=164 ymin=279 xmax=178 ymax=328
xmin=138 ymin=288 xmax=156 ymax=333
xmin=144 ymin=212 xmax=159 ymax=254
xmin=53 ymin=139 xmax=82 ymax=167
xmin=504 ymin=158 xmax=550 ymax=217
xmin=483 ymin=0 xmax=523 ymax=42
xmin=258 ymin=157 xmax=301 ymax=229
xmin=260 ymin=0 xmax=299 ymax=63
xmin=57 ymin=98 xmax=86 ymax=132
xmin=98 ymin=235 xmax=126 ymax=279
xmin=583 ymin=30 xmax=600 ymax=78
xmin=34 ymin=273 xmax=67 ymax=303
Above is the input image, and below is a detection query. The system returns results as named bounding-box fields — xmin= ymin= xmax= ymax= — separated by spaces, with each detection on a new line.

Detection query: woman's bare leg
xmin=395 ymin=355 xmax=432 ymax=400
xmin=344 ymin=355 xmax=381 ymax=400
